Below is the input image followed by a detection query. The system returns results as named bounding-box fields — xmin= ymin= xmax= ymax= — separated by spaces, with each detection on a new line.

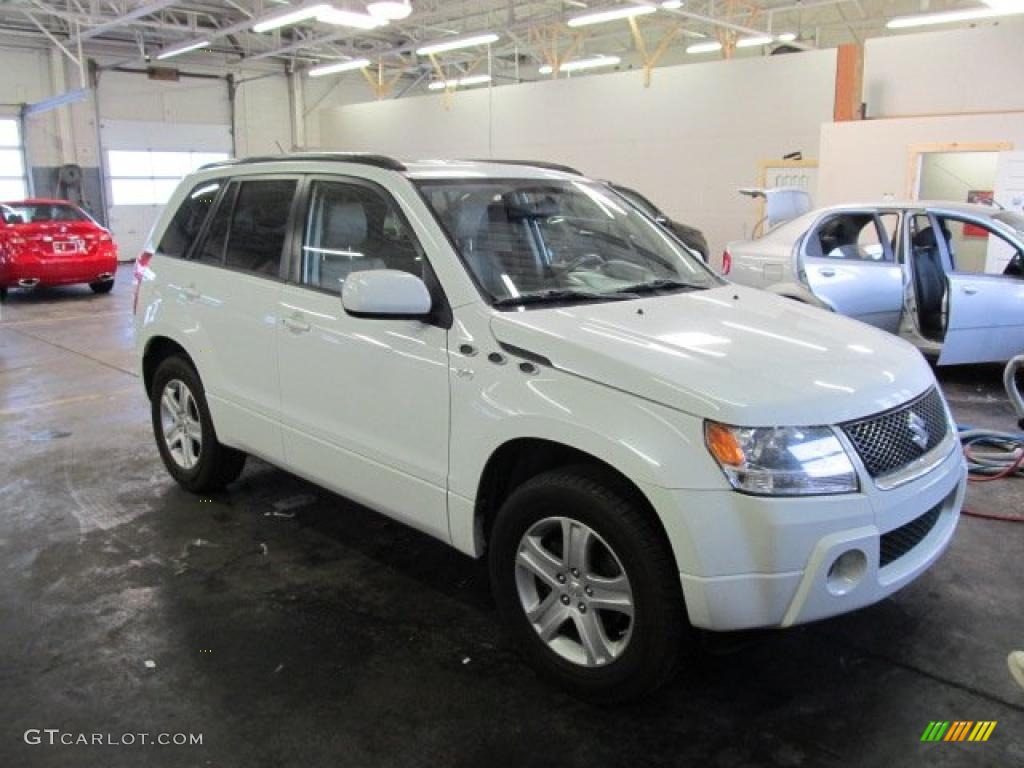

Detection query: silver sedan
xmin=724 ymin=202 xmax=1024 ymax=365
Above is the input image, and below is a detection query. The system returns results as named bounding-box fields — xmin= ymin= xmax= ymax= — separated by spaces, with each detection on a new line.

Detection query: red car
xmin=0 ymin=199 xmax=118 ymax=301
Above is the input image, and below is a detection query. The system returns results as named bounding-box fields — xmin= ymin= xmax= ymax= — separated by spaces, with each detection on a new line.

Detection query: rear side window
xmin=222 ymin=179 xmax=297 ymax=276
xmin=158 ymin=180 xmax=224 ymax=258
xmin=810 ymin=213 xmax=891 ymax=262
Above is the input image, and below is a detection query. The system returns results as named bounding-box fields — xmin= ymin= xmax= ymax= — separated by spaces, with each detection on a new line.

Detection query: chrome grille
xmin=842 ymin=388 xmax=949 ymax=479
xmin=880 ymin=503 xmax=942 ymax=567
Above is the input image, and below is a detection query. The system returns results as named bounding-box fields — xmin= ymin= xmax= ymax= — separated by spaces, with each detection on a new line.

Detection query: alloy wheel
xmin=514 ymin=516 xmax=634 ymax=667
xmin=159 ymin=379 xmax=203 ymax=470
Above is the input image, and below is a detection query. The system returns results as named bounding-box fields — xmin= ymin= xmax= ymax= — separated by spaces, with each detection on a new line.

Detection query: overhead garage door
xmin=98 ymin=71 xmax=233 ymax=260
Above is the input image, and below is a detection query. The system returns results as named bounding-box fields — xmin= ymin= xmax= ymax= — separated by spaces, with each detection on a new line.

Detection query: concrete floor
xmin=1 ymin=264 xmax=1022 ymax=768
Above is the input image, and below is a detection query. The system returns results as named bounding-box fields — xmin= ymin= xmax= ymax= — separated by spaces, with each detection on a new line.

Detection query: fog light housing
xmin=826 ymin=549 xmax=867 ymax=595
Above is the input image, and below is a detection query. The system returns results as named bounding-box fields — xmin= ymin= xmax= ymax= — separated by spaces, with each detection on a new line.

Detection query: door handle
xmin=283 ymin=314 xmax=311 ymax=333
xmin=180 ymin=284 xmax=200 ymax=301
xmin=819 ymin=268 xmax=836 ymax=277
xmin=962 ymin=286 xmax=978 ymax=295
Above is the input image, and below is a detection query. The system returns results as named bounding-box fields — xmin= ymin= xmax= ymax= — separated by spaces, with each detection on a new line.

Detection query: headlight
xmin=704 ymin=421 xmax=859 ymax=496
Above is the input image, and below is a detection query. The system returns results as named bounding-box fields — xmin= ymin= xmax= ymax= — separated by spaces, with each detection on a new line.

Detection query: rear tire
xmin=89 ymin=279 xmax=114 ymax=294
xmin=151 ymin=356 xmax=246 ymax=492
xmin=0 ymin=286 xmax=7 ymax=302
xmin=489 ymin=466 xmax=687 ymax=703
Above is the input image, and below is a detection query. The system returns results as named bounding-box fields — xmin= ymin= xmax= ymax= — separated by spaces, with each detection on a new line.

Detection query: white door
xmin=802 ymin=210 xmax=904 ymax=331
xmin=931 ymin=211 xmax=1024 ymax=365
xmin=184 ymin=176 xmax=297 ymax=462
xmin=276 ymin=177 xmax=451 ymax=542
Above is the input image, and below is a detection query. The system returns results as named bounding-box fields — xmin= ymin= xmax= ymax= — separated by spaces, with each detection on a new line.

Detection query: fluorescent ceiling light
xmin=427 ymin=74 xmax=492 ymax=91
xmin=775 ymin=32 xmax=797 ymax=42
xmin=156 ymin=39 xmax=211 ymax=60
xmin=253 ymin=4 xmax=325 ymax=32
xmin=686 ymin=40 xmax=722 ymax=54
xmin=308 ymin=58 xmax=371 ymax=77
xmin=316 ymin=7 xmax=386 ymax=28
xmin=662 ymin=0 xmax=684 ymax=8
xmin=367 ymin=1 xmax=412 ymax=20
xmin=539 ymin=55 xmax=622 ymax=74
xmin=886 ymin=5 xmax=1024 ymax=28
xmin=253 ymin=3 xmax=384 ymax=32
xmin=736 ymin=34 xmax=774 ymax=48
xmin=416 ymin=33 xmax=500 ymax=55
xmin=567 ymin=5 xmax=657 ymax=27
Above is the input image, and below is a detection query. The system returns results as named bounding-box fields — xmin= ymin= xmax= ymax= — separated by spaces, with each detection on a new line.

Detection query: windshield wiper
xmin=610 ymin=278 xmax=703 ymax=295
xmin=492 ymin=289 xmax=637 ymax=308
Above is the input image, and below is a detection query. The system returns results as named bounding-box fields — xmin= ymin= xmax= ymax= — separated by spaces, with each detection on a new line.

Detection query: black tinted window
xmin=197 ymin=183 xmax=236 ymax=265
xmin=158 ymin=180 xmax=224 ymax=258
xmin=223 ymin=179 xmax=296 ymax=276
xmin=301 ymin=180 xmax=424 ymax=292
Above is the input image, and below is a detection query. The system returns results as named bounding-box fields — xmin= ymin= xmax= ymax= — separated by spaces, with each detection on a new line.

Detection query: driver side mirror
xmin=341 ymin=269 xmax=432 ymax=319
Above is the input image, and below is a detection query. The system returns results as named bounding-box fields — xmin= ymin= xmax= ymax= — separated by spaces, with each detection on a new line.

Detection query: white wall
xmin=320 ymin=49 xmax=838 ymax=261
xmin=863 ymin=22 xmax=1024 ymax=118
xmin=817 ymin=113 xmax=1024 ymax=205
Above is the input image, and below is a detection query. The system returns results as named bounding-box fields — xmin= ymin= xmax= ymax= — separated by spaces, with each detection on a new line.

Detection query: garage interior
xmin=1 ymin=1 xmax=1023 ymax=766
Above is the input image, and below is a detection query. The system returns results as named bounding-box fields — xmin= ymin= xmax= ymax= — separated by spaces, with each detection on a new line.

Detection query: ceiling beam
xmin=75 ymin=0 xmax=178 ymax=41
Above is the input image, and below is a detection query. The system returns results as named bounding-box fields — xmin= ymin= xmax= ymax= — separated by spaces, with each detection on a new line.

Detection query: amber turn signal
xmin=705 ymin=422 xmax=745 ymax=467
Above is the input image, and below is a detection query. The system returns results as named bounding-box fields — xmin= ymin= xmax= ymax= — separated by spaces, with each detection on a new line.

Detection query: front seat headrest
xmin=913 ymin=226 xmax=938 ymax=249
xmin=324 ymin=202 xmax=367 ymax=247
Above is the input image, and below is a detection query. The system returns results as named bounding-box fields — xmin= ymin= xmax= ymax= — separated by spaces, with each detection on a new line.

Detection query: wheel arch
xmin=470 ymin=437 xmax=674 ymax=564
xmin=142 ymin=336 xmax=198 ymax=399
xmin=765 ymin=282 xmax=834 ymax=310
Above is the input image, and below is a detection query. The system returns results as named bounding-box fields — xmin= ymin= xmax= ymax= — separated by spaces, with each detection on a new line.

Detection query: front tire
xmin=150 ymin=356 xmax=246 ymax=492
xmin=90 ymin=279 xmax=114 ymax=294
xmin=489 ymin=466 xmax=687 ymax=703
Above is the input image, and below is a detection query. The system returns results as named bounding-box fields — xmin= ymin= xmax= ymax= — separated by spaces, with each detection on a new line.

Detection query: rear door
xmin=183 ymin=175 xmax=299 ymax=462
xmin=802 ymin=209 xmax=904 ymax=330
xmin=930 ymin=211 xmax=1024 ymax=364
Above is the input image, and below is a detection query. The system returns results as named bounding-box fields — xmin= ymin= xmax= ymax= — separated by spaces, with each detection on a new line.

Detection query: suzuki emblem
xmin=908 ymin=412 xmax=930 ymax=451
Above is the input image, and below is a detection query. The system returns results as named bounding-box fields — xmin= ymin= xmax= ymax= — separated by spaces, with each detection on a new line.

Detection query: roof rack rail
xmin=467 ymin=159 xmax=583 ymax=176
xmin=198 ymin=152 xmax=406 ymax=172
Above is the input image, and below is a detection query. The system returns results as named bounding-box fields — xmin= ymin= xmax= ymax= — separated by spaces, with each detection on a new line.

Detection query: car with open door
xmin=0 ymin=198 xmax=118 ymax=301
xmin=724 ymin=202 xmax=1024 ymax=365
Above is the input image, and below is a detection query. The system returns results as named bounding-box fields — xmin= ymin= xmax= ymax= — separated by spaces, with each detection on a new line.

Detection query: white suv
xmin=134 ymin=154 xmax=966 ymax=701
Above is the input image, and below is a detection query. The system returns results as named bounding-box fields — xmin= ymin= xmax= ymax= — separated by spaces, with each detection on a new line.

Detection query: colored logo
xmin=921 ymin=721 xmax=997 ymax=742
xmin=908 ymin=411 xmax=930 ymax=451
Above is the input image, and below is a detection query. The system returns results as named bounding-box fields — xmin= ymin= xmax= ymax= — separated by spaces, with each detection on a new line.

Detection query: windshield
xmin=2 ymin=203 xmax=91 ymax=224
xmin=416 ymin=178 xmax=719 ymax=307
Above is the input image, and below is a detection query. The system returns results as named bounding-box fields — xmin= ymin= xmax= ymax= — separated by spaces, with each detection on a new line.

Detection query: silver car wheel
xmin=159 ymin=379 xmax=202 ymax=470
xmin=515 ymin=516 xmax=634 ymax=667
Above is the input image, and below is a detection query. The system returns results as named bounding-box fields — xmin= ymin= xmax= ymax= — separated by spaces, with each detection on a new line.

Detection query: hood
xmin=489 ymin=285 xmax=935 ymax=426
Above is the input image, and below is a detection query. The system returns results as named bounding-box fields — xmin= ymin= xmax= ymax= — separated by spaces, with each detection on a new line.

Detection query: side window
xmin=197 ymin=182 xmax=237 ymax=266
xmin=813 ymin=213 xmax=889 ymax=262
xmin=223 ymin=179 xmax=297 ymax=276
xmin=157 ymin=179 xmax=224 ymax=258
xmin=301 ymin=180 xmax=425 ymax=292
xmin=933 ymin=214 xmax=1024 ymax=276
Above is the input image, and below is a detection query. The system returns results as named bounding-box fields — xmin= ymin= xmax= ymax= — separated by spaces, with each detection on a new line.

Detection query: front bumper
xmin=652 ymin=438 xmax=966 ymax=631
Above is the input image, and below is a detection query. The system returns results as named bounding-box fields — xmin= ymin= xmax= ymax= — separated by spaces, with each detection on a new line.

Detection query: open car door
xmin=801 ymin=209 xmax=904 ymax=331
xmin=932 ymin=211 xmax=1024 ymax=365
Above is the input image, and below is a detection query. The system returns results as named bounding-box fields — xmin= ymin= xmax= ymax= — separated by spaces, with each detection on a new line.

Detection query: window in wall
xmin=108 ymin=150 xmax=230 ymax=206
xmin=0 ymin=119 xmax=27 ymax=200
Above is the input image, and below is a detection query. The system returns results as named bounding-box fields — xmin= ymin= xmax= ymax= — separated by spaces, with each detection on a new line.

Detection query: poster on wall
xmin=965 ymin=190 xmax=993 ymax=237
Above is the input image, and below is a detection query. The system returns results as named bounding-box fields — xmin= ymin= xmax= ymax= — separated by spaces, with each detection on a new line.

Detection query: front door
xmin=276 ymin=176 xmax=451 ymax=541
xmin=802 ymin=210 xmax=904 ymax=331
xmin=928 ymin=211 xmax=1024 ymax=365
